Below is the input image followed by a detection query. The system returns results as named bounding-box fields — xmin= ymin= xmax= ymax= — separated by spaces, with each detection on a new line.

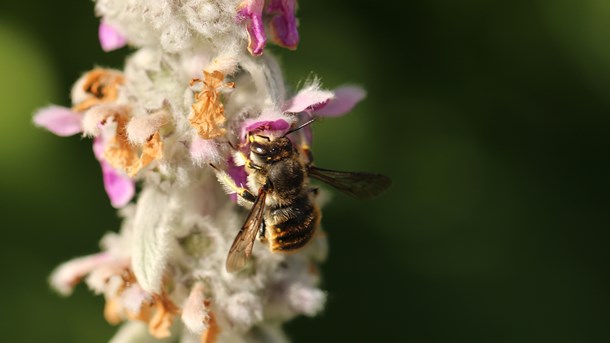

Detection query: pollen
xmin=189 ymin=70 xmax=234 ymax=140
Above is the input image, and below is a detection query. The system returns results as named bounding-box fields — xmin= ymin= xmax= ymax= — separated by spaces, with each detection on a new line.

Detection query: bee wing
xmin=226 ymin=189 xmax=267 ymax=273
xmin=308 ymin=166 xmax=391 ymax=199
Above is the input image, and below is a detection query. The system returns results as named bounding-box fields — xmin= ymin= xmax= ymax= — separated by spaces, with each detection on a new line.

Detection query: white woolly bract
xmin=131 ymin=186 xmax=176 ymax=294
xmin=109 ymin=321 xmax=158 ymax=343
xmin=190 ymin=137 xmax=222 ymax=166
xmin=95 ymin=0 xmax=245 ymax=54
xmin=127 ymin=111 xmax=168 ymax=145
xmin=287 ymin=283 xmax=326 ymax=317
xmin=224 ymin=292 xmax=263 ymax=330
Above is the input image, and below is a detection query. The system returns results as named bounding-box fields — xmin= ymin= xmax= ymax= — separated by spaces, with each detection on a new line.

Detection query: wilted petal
xmin=33 ymin=106 xmax=82 ymax=137
xmin=266 ymin=0 xmax=299 ymax=49
xmin=49 ymin=252 xmax=112 ymax=296
xmin=283 ymin=85 xmax=334 ymax=114
xmin=237 ymin=0 xmax=267 ymax=56
xmin=99 ymin=21 xmax=127 ymax=52
xmin=189 ymin=71 xmax=233 ymax=139
xmin=129 ymin=132 xmax=163 ymax=177
xmin=190 ymin=136 xmax=221 ymax=166
xmin=94 ymin=137 xmax=136 ymax=208
xmin=149 ymin=294 xmax=180 ymax=339
xmin=200 ymin=312 xmax=219 ymax=343
xmin=314 ymin=85 xmax=366 ymax=117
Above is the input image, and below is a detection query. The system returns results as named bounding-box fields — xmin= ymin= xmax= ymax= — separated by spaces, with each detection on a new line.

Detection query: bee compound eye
xmin=254 ymin=146 xmax=267 ymax=155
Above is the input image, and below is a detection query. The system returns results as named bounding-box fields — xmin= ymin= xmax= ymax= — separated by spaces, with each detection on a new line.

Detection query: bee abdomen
xmin=269 ymin=205 xmax=320 ymax=252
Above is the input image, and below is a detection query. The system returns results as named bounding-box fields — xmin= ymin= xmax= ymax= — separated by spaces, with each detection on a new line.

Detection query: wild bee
xmin=213 ymin=120 xmax=391 ymax=272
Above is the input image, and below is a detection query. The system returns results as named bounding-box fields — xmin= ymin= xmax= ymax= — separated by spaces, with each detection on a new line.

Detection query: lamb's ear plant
xmin=34 ymin=1 xmax=367 ymax=342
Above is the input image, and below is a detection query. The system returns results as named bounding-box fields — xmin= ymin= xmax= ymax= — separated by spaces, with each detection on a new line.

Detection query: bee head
xmin=249 ymin=135 xmax=293 ymax=162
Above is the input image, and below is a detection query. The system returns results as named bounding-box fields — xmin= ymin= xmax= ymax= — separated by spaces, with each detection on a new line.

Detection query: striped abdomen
xmin=266 ymin=194 xmax=320 ymax=252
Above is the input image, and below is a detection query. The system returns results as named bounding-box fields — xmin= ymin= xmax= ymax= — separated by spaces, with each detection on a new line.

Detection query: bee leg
xmin=209 ymin=164 xmax=256 ymax=203
xmin=258 ymin=220 xmax=267 ymax=242
xmin=233 ymin=151 xmax=263 ymax=171
xmin=297 ymin=137 xmax=314 ymax=166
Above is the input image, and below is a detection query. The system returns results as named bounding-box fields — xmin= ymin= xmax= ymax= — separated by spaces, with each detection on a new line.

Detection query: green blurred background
xmin=2 ymin=0 xmax=610 ymax=342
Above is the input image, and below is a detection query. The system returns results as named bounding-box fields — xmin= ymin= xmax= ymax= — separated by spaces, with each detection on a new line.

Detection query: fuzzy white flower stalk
xmin=35 ymin=1 xmax=367 ymax=342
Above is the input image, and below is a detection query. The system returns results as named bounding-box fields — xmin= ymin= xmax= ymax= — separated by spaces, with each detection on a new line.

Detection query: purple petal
xmin=314 ymin=86 xmax=366 ymax=117
xmin=99 ymin=21 xmax=127 ymax=52
xmin=283 ymin=86 xmax=334 ymax=114
xmin=92 ymin=136 xmax=105 ymax=161
xmin=93 ymin=137 xmax=135 ymax=208
xmin=33 ymin=106 xmax=82 ymax=137
xmin=240 ymin=111 xmax=293 ymax=140
xmin=100 ymin=160 xmax=135 ymax=208
xmin=227 ymin=157 xmax=248 ymax=202
xmin=266 ymin=0 xmax=299 ymax=49
xmin=237 ymin=0 xmax=267 ymax=56
xmin=244 ymin=119 xmax=291 ymax=133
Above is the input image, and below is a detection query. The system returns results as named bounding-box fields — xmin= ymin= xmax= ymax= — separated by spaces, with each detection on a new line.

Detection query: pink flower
xmin=266 ymin=0 xmax=299 ymax=50
xmin=99 ymin=20 xmax=127 ymax=52
xmin=49 ymin=252 xmax=114 ymax=296
xmin=33 ymin=106 xmax=135 ymax=208
xmin=33 ymin=106 xmax=82 ymax=137
xmin=237 ymin=0 xmax=299 ymax=56
xmin=93 ymin=137 xmax=136 ymax=208
xmin=240 ymin=84 xmax=367 ymax=142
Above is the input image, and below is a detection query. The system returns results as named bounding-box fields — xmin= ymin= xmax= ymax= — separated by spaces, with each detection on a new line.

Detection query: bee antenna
xmin=215 ymin=140 xmax=237 ymax=149
xmin=283 ymin=118 xmax=316 ymax=137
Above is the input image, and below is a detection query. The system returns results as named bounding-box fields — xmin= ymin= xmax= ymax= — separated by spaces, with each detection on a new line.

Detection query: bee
xmin=213 ymin=120 xmax=391 ymax=272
